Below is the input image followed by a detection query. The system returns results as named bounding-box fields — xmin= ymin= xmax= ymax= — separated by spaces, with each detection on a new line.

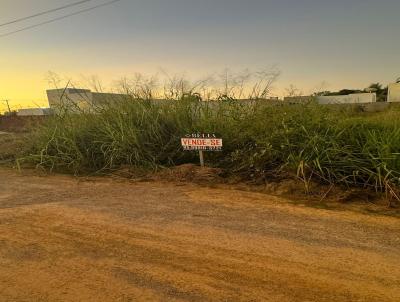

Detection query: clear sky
xmin=1 ymin=0 xmax=399 ymax=111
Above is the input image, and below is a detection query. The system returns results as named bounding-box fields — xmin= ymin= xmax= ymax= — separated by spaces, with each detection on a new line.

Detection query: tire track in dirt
xmin=0 ymin=168 xmax=399 ymax=301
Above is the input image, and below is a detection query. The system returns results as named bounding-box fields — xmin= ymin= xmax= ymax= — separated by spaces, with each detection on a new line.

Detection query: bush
xmin=20 ymin=98 xmax=400 ymax=197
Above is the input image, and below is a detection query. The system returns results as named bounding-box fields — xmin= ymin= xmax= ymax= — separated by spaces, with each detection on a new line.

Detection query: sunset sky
xmin=1 ymin=0 xmax=400 ymax=112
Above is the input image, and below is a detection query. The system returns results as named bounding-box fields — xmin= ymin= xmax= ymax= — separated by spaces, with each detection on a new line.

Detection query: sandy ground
xmin=0 ymin=168 xmax=399 ymax=302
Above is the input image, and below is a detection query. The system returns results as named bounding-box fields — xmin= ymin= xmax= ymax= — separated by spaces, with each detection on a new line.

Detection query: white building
xmin=283 ymin=96 xmax=315 ymax=104
xmin=388 ymin=83 xmax=400 ymax=103
xmin=17 ymin=108 xmax=53 ymax=116
xmin=46 ymin=88 xmax=129 ymax=112
xmin=317 ymin=93 xmax=376 ymax=104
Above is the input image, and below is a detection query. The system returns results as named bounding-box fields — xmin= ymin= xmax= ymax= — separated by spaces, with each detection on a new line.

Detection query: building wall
xmin=47 ymin=89 xmax=93 ymax=112
xmin=47 ymin=89 xmax=130 ymax=111
xmin=92 ymin=92 xmax=130 ymax=107
xmin=17 ymin=108 xmax=53 ymax=116
xmin=388 ymin=83 xmax=400 ymax=103
xmin=283 ymin=96 xmax=315 ymax=104
xmin=317 ymin=93 xmax=376 ymax=104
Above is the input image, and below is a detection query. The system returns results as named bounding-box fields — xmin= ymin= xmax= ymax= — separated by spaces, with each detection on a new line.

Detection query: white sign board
xmin=181 ymin=134 xmax=223 ymax=151
xmin=181 ymin=138 xmax=223 ymax=151
xmin=181 ymin=133 xmax=222 ymax=167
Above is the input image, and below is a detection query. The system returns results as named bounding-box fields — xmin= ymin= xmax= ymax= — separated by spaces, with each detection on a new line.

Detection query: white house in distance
xmin=17 ymin=108 xmax=53 ymax=116
xmin=316 ymin=93 xmax=376 ymax=104
xmin=46 ymin=88 xmax=129 ymax=111
xmin=284 ymin=93 xmax=377 ymax=104
xmin=388 ymin=82 xmax=400 ymax=103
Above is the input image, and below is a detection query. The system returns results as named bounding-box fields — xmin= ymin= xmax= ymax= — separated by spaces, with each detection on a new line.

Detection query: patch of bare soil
xmin=147 ymin=165 xmax=399 ymax=215
xmin=112 ymin=164 xmax=223 ymax=184
xmin=154 ymin=164 xmax=223 ymax=183
xmin=0 ymin=167 xmax=399 ymax=302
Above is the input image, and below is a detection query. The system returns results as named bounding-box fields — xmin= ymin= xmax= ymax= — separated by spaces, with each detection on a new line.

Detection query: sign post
xmin=199 ymin=150 xmax=205 ymax=167
xmin=181 ymin=133 xmax=223 ymax=167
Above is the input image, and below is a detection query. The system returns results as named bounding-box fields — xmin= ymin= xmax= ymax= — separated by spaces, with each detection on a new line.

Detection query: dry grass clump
xmin=18 ymin=94 xmax=400 ymax=203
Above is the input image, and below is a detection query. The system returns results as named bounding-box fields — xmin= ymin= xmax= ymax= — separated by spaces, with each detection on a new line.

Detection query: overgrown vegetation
xmin=0 ymin=133 xmax=27 ymax=164
xmin=18 ymin=96 xmax=400 ymax=202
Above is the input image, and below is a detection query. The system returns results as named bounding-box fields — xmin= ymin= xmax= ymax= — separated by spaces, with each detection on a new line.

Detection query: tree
xmin=367 ymin=83 xmax=387 ymax=102
xmin=368 ymin=83 xmax=383 ymax=91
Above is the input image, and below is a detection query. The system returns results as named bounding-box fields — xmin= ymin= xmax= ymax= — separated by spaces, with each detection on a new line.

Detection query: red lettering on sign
xmin=182 ymin=137 xmax=222 ymax=149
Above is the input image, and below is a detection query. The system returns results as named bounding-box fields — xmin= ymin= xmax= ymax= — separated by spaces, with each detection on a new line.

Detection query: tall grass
xmin=20 ymin=96 xmax=400 ymax=199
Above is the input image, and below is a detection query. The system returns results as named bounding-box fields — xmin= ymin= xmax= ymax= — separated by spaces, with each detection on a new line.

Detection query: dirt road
xmin=0 ymin=168 xmax=399 ymax=302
